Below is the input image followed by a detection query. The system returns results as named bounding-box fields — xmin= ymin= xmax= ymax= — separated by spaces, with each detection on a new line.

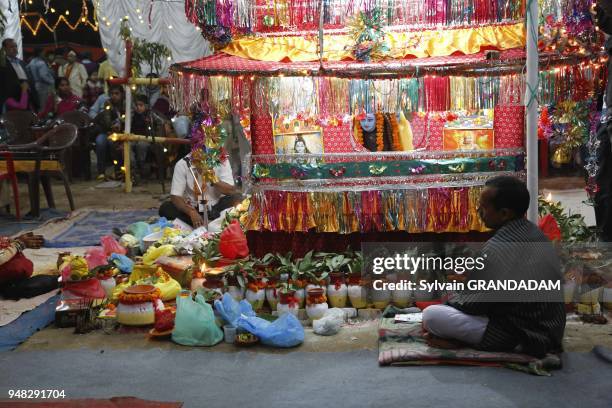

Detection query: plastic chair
xmin=9 ymin=123 xmax=78 ymax=216
xmin=0 ymin=151 xmax=21 ymax=220
xmin=58 ymin=111 xmax=93 ymax=180
xmin=1 ymin=110 xmax=38 ymax=145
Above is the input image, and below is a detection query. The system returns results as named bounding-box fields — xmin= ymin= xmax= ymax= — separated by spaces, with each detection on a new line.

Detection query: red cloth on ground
xmin=0 ymin=252 xmax=34 ymax=286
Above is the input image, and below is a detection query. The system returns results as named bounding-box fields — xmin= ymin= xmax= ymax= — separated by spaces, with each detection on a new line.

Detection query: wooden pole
xmin=107 ymin=77 xmax=171 ymax=86
xmin=124 ymin=86 xmax=133 ymax=192
xmin=123 ymin=39 xmax=133 ymax=193
xmin=109 ymin=133 xmax=192 ymax=144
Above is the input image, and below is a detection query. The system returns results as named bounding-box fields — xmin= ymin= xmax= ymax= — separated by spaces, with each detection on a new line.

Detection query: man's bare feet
xmin=423 ymin=331 xmax=464 ymax=349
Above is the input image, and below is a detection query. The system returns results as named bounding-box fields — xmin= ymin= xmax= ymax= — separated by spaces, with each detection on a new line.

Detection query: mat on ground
xmin=378 ymin=317 xmax=562 ymax=376
xmin=45 ymin=210 xmax=157 ymax=248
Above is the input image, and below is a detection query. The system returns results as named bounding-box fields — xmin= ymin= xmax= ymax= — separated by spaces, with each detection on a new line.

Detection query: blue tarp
xmin=0 ymin=294 xmax=59 ymax=352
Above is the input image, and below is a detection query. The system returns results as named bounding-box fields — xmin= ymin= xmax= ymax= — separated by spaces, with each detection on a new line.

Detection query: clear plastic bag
xmin=313 ymin=308 xmax=346 ymax=336
xmin=237 ymin=313 xmax=304 ymax=348
xmin=172 ymin=294 xmax=223 ymax=347
xmin=214 ymin=293 xmax=255 ymax=327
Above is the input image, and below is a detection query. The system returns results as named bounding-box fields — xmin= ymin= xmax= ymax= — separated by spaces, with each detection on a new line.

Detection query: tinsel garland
xmin=245 ymin=186 xmax=487 ymax=233
xmin=184 ymin=0 xmax=526 ymax=33
xmin=251 ymin=154 xmax=523 ymax=179
xmin=170 ymin=63 xmax=601 ymax=117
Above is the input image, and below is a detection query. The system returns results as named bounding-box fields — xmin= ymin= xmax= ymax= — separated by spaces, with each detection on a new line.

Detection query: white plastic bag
xmin=313 ymin=308 xmax=346 ymax=336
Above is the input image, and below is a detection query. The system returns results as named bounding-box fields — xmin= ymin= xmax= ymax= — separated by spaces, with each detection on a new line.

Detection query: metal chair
xmin=58 ymin=111 xmax=93 ymax=180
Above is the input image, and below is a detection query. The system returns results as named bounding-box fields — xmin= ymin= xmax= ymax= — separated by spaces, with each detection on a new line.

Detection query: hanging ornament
xmin=263 ymin=14 xmax=275 ymax=27
xmin=329 ymin=167 xmax=347 ymax=178
xmin=368 ymin=164 xmax=387 ymax=175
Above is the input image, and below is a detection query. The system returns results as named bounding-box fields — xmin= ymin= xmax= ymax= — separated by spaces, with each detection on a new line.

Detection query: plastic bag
xmin=119 ymin=234 xmax=139 ymax=248
xmin=214 ymin=293 xmax=255 ymax=327
xmin=63 ymin=278 xmax=106 ymax=299
xmin=237 ymin=313 xmax=304 ymax=348
xmin=85 ymin=247 xmax=108 ymax=270
xmin=60 ymin=256 xmax=90 ymax=281
xmin=123 ymin=264 xmax=181 ymax=301
xmin=150 ymin=217 xmax=172 ymax=232
xmin=313 ymin=308 xmax=345 ymax=336
xmin=127 ymin=222 xmax=151 ymax=241
xmin=109 ymin=253 xmax=134 ymax=273
xmin=172 ymin=294 xmax=223 ymax=346
xmin=142 ymin=244 xmax=175 ymax=265
xmin=101 ymin=235 xmax=127 ymax=255
xmin=218 ymin=220 xmax=249 ymax=259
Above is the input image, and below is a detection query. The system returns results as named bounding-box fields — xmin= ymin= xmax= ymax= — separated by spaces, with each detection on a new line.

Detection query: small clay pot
xmin=307 ymin=287 xmax=325 ymax=303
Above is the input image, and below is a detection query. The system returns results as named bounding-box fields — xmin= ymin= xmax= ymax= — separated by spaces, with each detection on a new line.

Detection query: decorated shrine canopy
xmin=172 ymin=48 xmax=595 ymax=78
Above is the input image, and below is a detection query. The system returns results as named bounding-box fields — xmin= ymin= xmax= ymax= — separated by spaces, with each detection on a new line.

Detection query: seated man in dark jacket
xmin=422 ymin=176 xmax=566 ymax=357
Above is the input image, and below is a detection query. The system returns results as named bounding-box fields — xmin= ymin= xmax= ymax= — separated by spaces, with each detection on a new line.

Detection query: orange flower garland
xmin=306 ymin=293 xmax=327 ymax=305
xmin=375 ymin=112 xmax=385 ymax=151
xmin=118 ymin=287 xmax=161 ymax=304
xmin=390 ymin=114 xmax=401 ymax=151
xmin=353 ymin=118 xmax=364 ymax=146
xmin=247 ymin=281 xmax=267 ymax=292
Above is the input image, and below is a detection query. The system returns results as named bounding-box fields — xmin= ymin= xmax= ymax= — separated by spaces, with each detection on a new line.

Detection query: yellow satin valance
xmin=222 ymin=23 xmax=525 ymax=62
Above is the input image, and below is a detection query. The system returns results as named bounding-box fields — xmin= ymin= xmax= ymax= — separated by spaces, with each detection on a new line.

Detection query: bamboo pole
xmin=109 ymin=133 xmax=193 ymax=145
xmin=525 ymin=0 xmax=539 ymax=222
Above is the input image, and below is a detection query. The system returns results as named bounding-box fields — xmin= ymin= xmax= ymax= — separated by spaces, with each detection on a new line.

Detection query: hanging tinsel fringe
xmin=245 ymin=186 xmax=487 ymax=233
xmin=171 ymin=63 xmax=600 ymax=121
xmin=185 ymin=0 xmax=526 ymax=32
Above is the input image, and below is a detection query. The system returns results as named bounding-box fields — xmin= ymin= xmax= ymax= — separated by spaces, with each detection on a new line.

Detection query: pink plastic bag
xmin=85 ymin=247 xmax=108 ymax=269
xmin=100 ymin=235 xmax=127 ymax=255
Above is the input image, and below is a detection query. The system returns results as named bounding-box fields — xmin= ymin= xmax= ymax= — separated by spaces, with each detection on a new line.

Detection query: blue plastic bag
xmin=150 ymin=217 xmax=172 ymax=232
xmin=172 ymin=294 xmax=223 ymax=347
xmin=237 ymin=313 xmax=304 ymax=348
xmin=214 ymin=293 xmax=255 ymax=327
xmin=109 ymin=253 xmax=134 ymax=273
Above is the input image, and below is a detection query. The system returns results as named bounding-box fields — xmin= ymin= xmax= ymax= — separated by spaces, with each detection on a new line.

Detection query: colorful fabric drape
xmin=245 ymin=186 xmax=487 ymax=233
xmin=221 ymin=22 xmax=526 ymax=62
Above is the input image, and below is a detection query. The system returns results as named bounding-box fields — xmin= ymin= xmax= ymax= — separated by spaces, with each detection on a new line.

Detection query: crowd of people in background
xmin=0 ymin=38 xmax=192 ymax=184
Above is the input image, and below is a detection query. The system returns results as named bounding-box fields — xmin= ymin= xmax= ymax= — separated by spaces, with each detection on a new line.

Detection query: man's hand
xmin=188 ymin=208 xmax=204 ymax=228
xmin=16 ymin=232 xmax=44 ymax=249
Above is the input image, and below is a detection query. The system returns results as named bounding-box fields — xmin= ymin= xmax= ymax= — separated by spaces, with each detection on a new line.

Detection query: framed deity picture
xmin=443 ymin=128 xmax=494 ymax=151
xmin=272 ymin=117 xmax=324 ymax=163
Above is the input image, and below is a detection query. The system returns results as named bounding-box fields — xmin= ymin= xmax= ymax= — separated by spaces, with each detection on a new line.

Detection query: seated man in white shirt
xmin=159 ymin=153 xmax=242 ymax=227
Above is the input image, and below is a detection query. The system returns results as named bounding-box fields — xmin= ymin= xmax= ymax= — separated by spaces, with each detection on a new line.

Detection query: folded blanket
xmin=378 ymin=318 xmax=561 ymax=376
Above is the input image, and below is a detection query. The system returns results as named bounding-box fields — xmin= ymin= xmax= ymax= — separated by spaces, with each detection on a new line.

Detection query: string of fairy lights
xmin=19 ymin=0 xmax=98 ymax=36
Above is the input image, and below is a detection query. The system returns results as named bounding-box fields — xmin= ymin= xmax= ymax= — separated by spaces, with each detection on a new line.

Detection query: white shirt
xmin=170 ymin=155 xmax=234 ymax=208
xmin=10 ymin=60 xmax=28 ymax=80
xmin=58 ymin=62 xmax=88 ymax=97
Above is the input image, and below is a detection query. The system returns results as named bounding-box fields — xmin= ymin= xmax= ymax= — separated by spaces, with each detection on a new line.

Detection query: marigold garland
xmin=118 ymin=287 xmax=161 ymax=305
xmin=306 ymin=294 xmax=327 ymax=305
xmin=375 ymin=112 xmax=385 ymax=151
